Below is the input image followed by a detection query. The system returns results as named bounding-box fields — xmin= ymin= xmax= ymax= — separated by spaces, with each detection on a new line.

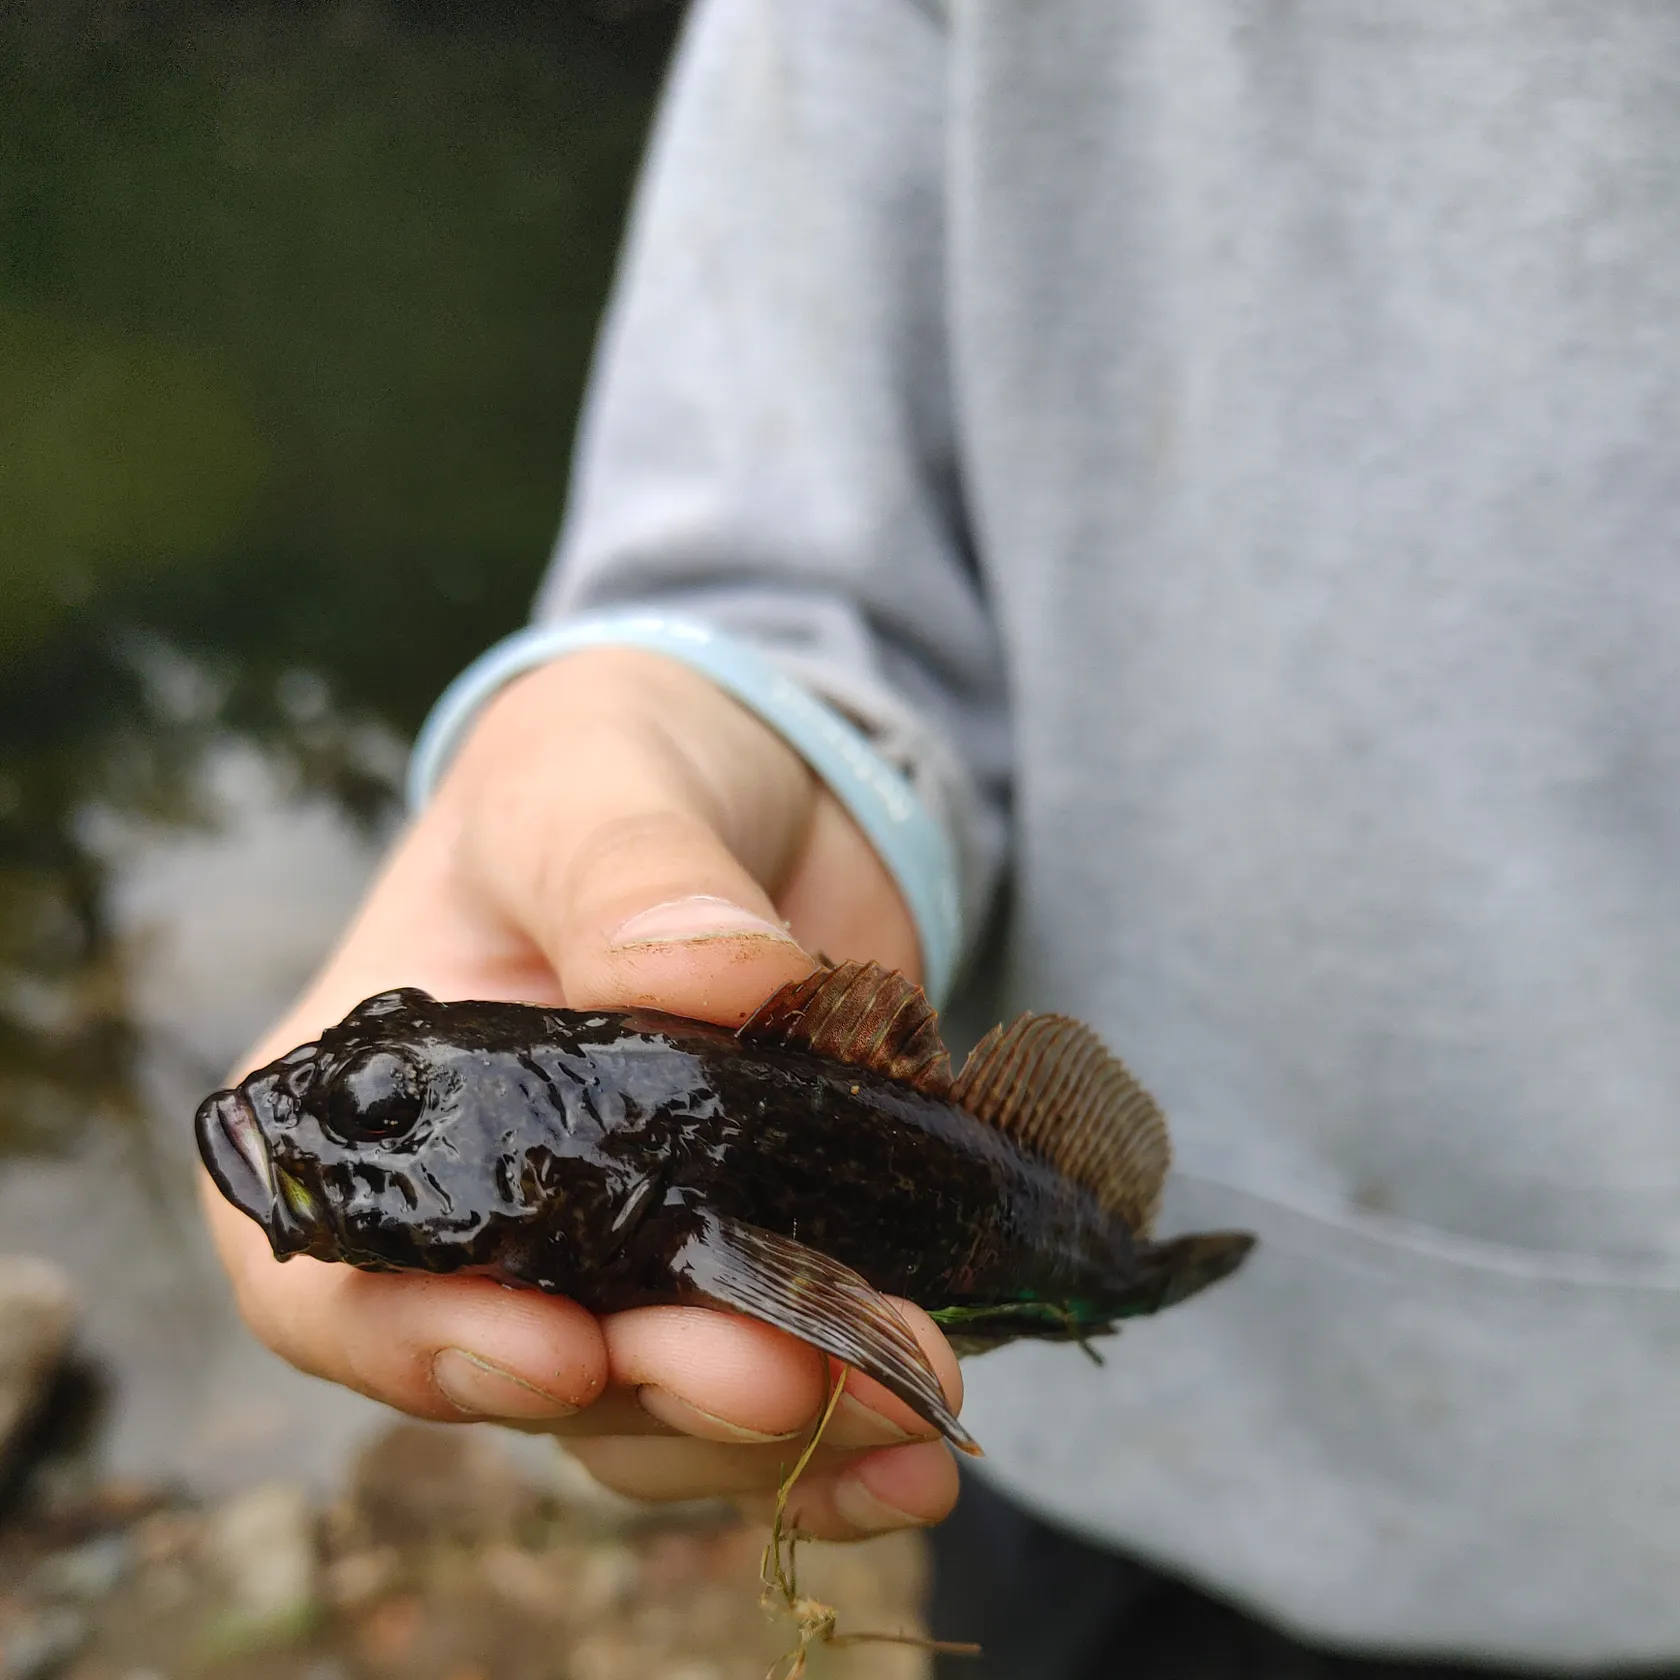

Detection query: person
xmin=202 ymin=1 xmax=1680 ymax=1673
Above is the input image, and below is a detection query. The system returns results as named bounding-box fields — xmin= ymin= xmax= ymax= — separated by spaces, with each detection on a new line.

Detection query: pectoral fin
xmin=672 ymin=1215 xmax=979 ymax=1456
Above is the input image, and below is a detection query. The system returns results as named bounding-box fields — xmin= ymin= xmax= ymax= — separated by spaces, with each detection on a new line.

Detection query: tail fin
xmin=1121 ymin=1229 xmax=1255 ymax=1316
xmin=927 ymin=1228 xmax=1255 ymax=1356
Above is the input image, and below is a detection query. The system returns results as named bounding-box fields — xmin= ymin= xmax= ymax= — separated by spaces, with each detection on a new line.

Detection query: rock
xmin=30 ymin=1478 xmax=172 ymax=1550
xmin=794 ymin=1531 xmax=937 ymax=1680
xmin=138 ymin=1560 xmax=191 ymax=1614
xmin=131 ymin=1509 xmax=200 ymax=1568
xmin=0 ymin=1258 xmax=76 ymax=1468
xmin=349 ymin=1423 xmax=532 ymax=1547
xmin=200 ymin=1480 xmax=317 ymax=1650
xmin=323 ymin=1545 xmax=401 ymax=1611
xmin=29 ymin=1531 xmax=131 ymax=1601
xmin=350 ymin=1594 xmax=423 ymax=1668
xmin=0 ymin=1605 xmax=89 ymax=1680
xmin=565 ymin=1630 xmax=659 ymax=1680
xmin=476 ymin=1541 xmax=568 ymax=1621
xmin=573 ymin=1543 xmax=639 ymax=1615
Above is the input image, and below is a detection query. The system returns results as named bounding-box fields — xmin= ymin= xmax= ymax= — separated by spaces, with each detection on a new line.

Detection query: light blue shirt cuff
xmin=407 ymin=612 xmax=963 ymax=1007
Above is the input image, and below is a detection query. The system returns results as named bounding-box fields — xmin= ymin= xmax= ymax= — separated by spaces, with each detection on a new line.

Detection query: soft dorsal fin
xmin=738 ymin=961 xmax=953 ymax=1095
xmin=949 ymin=1015 xmax=1171 ymax=1233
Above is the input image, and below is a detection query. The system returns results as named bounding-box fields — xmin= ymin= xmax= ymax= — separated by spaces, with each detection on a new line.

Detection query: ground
xmin=0 ymin=1415 xmax=936 ymax=1680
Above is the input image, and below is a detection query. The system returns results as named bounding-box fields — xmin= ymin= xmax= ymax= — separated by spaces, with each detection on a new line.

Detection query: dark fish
xmin=197 ymin=962 xmax=1253 ymax=1453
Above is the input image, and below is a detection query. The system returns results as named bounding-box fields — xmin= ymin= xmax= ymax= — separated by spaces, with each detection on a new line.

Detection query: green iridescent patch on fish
xmin=928 ymin=1300 xmax=1114 ymax=1363
xmin=927 ymin=1299 xmax=1086 ymax=1331
xmin=276 ymin=1167 xmax=320 ymax=1226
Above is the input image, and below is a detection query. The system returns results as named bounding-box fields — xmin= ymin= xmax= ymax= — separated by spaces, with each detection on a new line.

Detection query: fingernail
xmin=433 ymin=1349 xmax=578 ymax=1419
xmin=638 ymin=1385 xmax=803 ymax=1444
xmin=833 ymin=1393 xmax=922 ymax=1447
xmin=833 ymin=1477 xmax=926 ymax=1534
xmin=610 ymin=895 xmax=799 ymax=949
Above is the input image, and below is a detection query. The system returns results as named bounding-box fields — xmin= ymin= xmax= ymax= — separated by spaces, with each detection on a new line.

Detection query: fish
xmin=196 ymin=960 xmax=1254 ymax=1454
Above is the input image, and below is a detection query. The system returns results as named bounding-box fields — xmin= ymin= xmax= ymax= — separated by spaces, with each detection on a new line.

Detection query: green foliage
xmin=0 ymin=1 xmax=677 ymax=1152
xmin=0 ymin=304 xmax=270 ymax=663
xmin=0 ymin=0 xmax=675 ymax=725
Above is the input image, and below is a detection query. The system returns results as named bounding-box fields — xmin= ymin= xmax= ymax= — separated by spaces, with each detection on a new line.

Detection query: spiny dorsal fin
xmin=738 ymin=961 xmax=953 ymax=1095
xmin=346 ymin=987 xmax=435 ymax=1021
xmin=949 ymin=1015 xmax=1171 ymax=1233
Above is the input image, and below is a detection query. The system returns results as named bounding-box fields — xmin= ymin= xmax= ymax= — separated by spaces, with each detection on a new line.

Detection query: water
xmin=0 ymin=0 xmax=676 ymax=1491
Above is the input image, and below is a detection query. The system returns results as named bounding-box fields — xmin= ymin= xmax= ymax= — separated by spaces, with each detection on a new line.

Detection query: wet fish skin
xmin=197 ymin=975 xmax=1255 ymax=1448
xmin=202 ymin=990 xmax=1130 ymax=1311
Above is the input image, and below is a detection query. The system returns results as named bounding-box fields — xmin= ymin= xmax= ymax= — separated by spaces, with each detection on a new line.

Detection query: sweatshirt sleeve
xmin=534 ymin=0 xmax=1009 ymax=968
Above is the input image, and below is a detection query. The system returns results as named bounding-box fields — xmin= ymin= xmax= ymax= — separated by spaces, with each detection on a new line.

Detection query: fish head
xmin=195 ymin=986 xmax=575 ymax=1275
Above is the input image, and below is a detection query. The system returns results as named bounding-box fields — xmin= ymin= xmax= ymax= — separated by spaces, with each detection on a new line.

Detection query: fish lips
xmin=197 ymin=1085 xmax=272 ymax=1212
xmin=195 ymin=1086 xmax=319 ymax=1258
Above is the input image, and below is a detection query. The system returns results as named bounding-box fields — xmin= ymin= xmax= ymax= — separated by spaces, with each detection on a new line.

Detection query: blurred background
xmin=0 ymin=4 xmax=928 ymax=1675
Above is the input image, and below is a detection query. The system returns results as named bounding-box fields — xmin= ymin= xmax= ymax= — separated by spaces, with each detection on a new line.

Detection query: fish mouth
xmin=195 ymin=1085 xmax=276 ymax=1225
xmin=195 ymin=1086 xmax=333 ymax=1259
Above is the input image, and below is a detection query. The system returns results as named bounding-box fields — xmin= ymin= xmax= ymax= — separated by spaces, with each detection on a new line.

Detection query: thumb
xmin=444 ymin=647 xmax=827 ymax=1026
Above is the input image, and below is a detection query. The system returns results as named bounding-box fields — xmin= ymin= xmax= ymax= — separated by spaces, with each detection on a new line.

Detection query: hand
xmin=201 ymin=647 xmax=963 ymax=1539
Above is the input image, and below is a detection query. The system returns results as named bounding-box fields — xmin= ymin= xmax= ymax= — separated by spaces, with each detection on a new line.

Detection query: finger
xmin=569 ymin=1434 xmax=958 ymax=1539
xmin=776 ymin=785 xmax=922 ymax=978
xmin=565 ymin=1434 xmax=828 ymax=1503
xmin=775 ymin=1442 xmax=961 ymax=1541
xmin=567 ymin=1303 xmax=957 ymax=1459
xmin=594 ymin=1306 xmax=825 ymax=1443
xmin=444 ymin=650 xmax=823 ymax=1025
xmin=588 ymin=1299 xmax=961 ymax=1445
xmin=203 ymin=1179 xmax=604 ymax=1422
xmin=497 ymin=1379 xmax=930 ymax=1448
xmin=498 ymin=1388 xmax=679 ymax=1439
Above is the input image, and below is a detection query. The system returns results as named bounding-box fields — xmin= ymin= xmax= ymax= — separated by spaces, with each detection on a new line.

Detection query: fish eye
xmin=320 ymin=1048 xmax=425 ymax=1143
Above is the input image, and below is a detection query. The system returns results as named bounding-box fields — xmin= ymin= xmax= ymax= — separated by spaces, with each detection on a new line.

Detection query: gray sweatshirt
xmin=536 ymin=0 xmax=1680 ymax=1662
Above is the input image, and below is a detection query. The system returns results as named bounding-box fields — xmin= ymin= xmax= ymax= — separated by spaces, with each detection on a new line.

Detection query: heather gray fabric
xmin=538 ymin=0 xmax=1680 ymax=1663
